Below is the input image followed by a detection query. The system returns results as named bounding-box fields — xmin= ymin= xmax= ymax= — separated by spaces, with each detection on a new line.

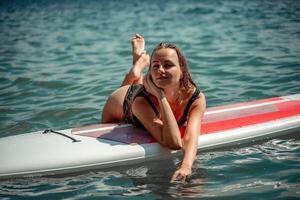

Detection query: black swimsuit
xmin=122 ymin=84 xmax=201 ymax=127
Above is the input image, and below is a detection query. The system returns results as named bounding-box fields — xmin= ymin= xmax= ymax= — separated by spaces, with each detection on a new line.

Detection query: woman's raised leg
xmin=121 ymin=34 xmax=149 ymax=86
xmin=102 ymin=34 xmax=149 ymax=123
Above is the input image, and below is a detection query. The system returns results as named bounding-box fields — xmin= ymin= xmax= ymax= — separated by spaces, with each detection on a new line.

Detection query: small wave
xmin=35 ymin=80 xmax=70 ymax=89
xmin=183 ymin=7 xmax=214 ymax=15
xmin=126 ymin=166 xmax=148 ymax=178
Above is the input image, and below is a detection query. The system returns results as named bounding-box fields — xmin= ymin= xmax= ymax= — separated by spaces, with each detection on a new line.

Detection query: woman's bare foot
xmin=132 ymin=33 xmax=145 ymax=66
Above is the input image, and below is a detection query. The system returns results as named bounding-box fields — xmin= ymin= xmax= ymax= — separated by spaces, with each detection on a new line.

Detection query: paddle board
xmin=0 ymin=94 xmax=300 ymax=179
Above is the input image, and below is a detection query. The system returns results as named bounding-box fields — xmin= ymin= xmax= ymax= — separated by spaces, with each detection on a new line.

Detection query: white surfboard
xmin=0 ymin=94 xmax=300 ymax=179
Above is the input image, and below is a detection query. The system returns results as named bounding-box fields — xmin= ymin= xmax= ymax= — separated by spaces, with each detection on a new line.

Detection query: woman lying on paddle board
xmin=102 ymin=34 xmax=206 ymax=182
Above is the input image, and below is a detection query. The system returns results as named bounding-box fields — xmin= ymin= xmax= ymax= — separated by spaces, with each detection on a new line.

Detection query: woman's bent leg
xmin=121 ymin=34 xmax=149 ymax=87
xmin=121 ymin=53 xmax=149 ymax=86
xmin=101 ymin=85 xmax=130 ymax=123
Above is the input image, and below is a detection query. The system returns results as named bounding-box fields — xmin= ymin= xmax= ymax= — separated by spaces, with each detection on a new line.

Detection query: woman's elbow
xmin=163 ymin=141 xmax=183 ymax=150
xmin=168 ymin=144 xmax=182 ymax=150
xmin=157 ymin=130 xmax=183 ymax=150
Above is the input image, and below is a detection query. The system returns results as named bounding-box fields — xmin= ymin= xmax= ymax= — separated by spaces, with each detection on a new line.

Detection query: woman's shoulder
xmin=188 ymin=87 xmax=205 ymax=110
xmin=184 ymin=85 xmax=202 ymax=100
xmin=192 ymin=91 xmax=206 ymax=115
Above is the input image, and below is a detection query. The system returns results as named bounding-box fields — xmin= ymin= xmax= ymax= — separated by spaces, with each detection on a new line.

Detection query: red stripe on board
xmin=203 ymin=104 xmax=279 ymax=123
xmin=200 ymin=101 xmax=300 ymax=134
xmin=206 ymin=97 xmax=282 ymax=112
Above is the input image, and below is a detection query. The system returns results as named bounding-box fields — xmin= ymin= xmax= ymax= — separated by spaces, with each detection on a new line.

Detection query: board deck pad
xmin=72 ymin=124 xmax=154 ymax=144
xmin=72 ymin=97 xmax=300 ymax=144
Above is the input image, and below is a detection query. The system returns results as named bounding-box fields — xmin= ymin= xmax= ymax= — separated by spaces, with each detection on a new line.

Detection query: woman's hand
xmin=143 ymin=73 xmax=164 ymax=99
xmin=171 ymin=165 xmax=192 ymax=183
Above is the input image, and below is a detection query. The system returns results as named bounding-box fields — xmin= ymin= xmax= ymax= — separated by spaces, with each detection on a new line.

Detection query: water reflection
xmin=121 ymin=157 xmax=207 ymax=199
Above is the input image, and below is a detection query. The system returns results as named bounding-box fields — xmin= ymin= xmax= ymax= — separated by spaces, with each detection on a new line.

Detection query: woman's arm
xmin=171 ymin=93 xmax=206 ymax=182
xmin=131 ymin=74 xmax=182 ymax=150
xmin=132 ymin=94 xmax=183 ymax=150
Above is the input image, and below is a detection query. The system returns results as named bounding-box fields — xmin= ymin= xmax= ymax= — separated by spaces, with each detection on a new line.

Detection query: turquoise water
xmin=1 ymin=0 xmax=300 ymax=199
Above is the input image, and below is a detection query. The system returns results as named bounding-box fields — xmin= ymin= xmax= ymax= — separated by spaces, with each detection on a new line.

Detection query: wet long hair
xmin=150 ymin=43 xmax=196 ymax=92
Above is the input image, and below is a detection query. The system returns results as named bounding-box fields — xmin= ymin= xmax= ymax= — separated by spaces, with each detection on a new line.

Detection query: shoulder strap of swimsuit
xmin=178 ymin=88 xmax=201 ymax=126
xmin=136 ymin=87 xmax=159 ymax=117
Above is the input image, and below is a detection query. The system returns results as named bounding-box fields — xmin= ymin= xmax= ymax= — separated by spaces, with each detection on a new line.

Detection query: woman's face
xmin=150 ymin=48 xmax=182 ymax=88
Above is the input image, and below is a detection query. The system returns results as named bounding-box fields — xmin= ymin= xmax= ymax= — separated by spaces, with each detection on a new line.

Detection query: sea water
xmin=0 ymin=0 xmax=300 ymax=199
